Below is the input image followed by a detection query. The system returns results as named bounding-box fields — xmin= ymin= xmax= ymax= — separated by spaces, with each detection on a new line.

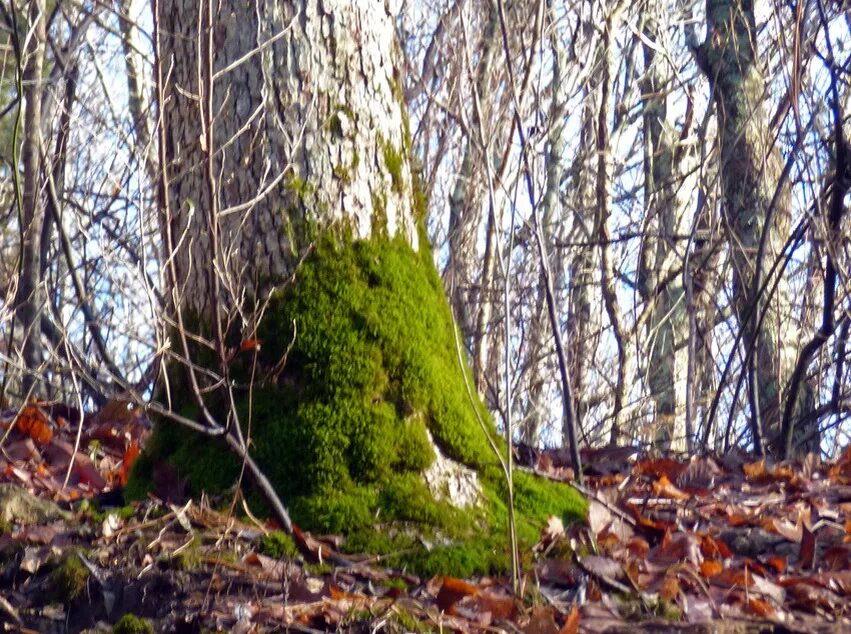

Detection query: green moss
xmin=286 ymin=175 xmax=316 ymax=200
xmin=258 ymin=530 xmax=299 ymax=559
xmin=49 ymin=551 xmax=90 ymax=603
xmin=333 ymin=162 xmax=352 ymax=185
xmin=381 ymin=139 xmax=405 ymax=195
xmin=113 ymin=613 xmax=154 ymax=634
xmin=171 ymin=537 xmax=202 ymax=571
xmin=129 ymin=234 xmax=586 ymax=576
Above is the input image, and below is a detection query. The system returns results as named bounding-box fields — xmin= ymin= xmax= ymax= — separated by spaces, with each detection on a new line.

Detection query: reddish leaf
xmin=800 ymin=523 xmax=816 ymax=569
xmin=120 ymin=441 xmax=140 ymax=486
xmin=764 ymin=554 xmax=787 ymax=573
xmin=15 ymin=405 xmax=53 ymax=446
xmin=436 ymin=577 xmax=479 ymax=613
xmin=699 ymin=560 xmax=723 ymax=577
xmin=476 ymin=590 xmax=516 ymax=620
xmin=746 ymin=597 xmax=775 ymax=618
xmin=634 ymin=457 xmax=687 ymax=480
xmin=652 ymin=474 xmax=690 ymax=501
xmin=240 ymin=338 xmax=262 ymax=352
xmin=699 ymin=533 xmax=733 ymax=559
xmin=558 ymin=603 xmax=580 ymax=634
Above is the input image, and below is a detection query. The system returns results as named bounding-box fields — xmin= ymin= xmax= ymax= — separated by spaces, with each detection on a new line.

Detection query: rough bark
xmin=699 ymin=0 xmax=817 ymax=455
xmin=159 ymin=0 xmax=419 ymax=320
xmin=15 ymin=0 xmax=46 ymax=398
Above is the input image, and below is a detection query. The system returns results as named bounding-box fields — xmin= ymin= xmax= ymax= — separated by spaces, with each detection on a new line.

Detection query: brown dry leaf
xmin=698 ymin=533 xmax=732 ymax=559
xmin=558 ymin=603 xmax=580 ymax=634
xmin=120 ymin=441 xmax=140 ymax=486
xmin=435 ymin=576 xmax=479 ymax=613
xmin=822 ymin=545 xmax=851 ymax=571
xmin=745 ymin=596 xmax=775 ymax=618
xmin=743 ymin=459 xmax=767 ymax=480
xmin=625 ymin=536 xmax=650 ymax=558
xmin=800 ymin=523 xmax=816 ymax=569
xmin=659 ymin=574 xmax=680 ymax=600
xmin=522 ymin=606 xmax=559 ymax=634
xmin=652 ymin=474 xmax=690 ymax=501
xmin=15 ymin=405 xmax=53 ymax=447
xmin=699 ymin=559 xmax=723 ymax=578
xmin=91 ymin=399 xmax=140 ymax=426
xmin=475 ymin=589 xmax=516 ymax=620
xmin=634 ymin=457 xmax=687 ymax=480
xmin=535 ymin=558 xmax=580 ymax=586
xmin=763 ymin=554 xmax=786 ymax=573
xmin=677 ymin=456 xmax=723 ymax=491
xmin=651 ymin=532 xmax=702 ymax=567
xmin=763 ymin=516 xmax=802 ymax=543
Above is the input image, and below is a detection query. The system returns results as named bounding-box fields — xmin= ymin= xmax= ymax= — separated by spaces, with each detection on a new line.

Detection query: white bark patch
xmin=422 ymin=430 xmax=481 ymax=509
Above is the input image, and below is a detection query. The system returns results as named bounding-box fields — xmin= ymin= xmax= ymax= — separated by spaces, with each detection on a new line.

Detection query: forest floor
xmin=0 ymin=401 xmax=850 ymax=633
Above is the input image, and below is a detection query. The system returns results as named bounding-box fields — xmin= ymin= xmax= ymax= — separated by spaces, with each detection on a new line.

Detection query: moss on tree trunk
xmin=130 ymin=232 xmax=585 ymax=576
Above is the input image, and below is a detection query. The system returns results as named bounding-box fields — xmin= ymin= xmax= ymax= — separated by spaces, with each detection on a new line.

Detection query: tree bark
xmin=699 ymin=0 xmax=817 ymax=455
xmin=158 ymin=0 xmax=419 ymax=321
xmin=15 ymin=0 xmax=46 ymax=399
xmin=637 ymin=2 xmax=689 ymax=452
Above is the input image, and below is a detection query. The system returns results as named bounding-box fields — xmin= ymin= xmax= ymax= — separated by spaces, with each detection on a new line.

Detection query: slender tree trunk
xmin=16 ymin=0 xmax=46 ymax=398
xmin=567 ymin=104 xmax=599 ymax=440
xmin=446 ymin=3 xmax=499 ymax=387
xmin=595 ymin=12 xmax=629 ymax=445
xmin=637 ymin=2 xmax=689 ymax=451
xmin=699 ymin=0 xmax=817 ymax=455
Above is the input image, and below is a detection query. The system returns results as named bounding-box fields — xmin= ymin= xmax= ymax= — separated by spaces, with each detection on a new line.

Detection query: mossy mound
xmin=129 ymin=235 xmax=585 ymax=575
xmin=113 ymin=614 xmax=154 ymax=634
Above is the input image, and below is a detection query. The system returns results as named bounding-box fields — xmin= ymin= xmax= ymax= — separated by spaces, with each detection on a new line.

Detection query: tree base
xmin=128 ymin=235 xmax=585 ymax=575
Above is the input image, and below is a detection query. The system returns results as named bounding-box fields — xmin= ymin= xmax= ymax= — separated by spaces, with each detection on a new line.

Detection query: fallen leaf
xmin=523 ymin=606 xmax=559 ymax=634
xmin=799 ymin=523 xmax=816 ymax=569
xmin=558 ymin=603 xmax=580 ymax=634
xmin=435 ymin=577 xmax=479 ymax=613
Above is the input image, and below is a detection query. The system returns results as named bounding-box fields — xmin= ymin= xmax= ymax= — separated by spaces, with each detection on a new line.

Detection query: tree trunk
xmin=699 ymin=0 xmax=817 ymax=455
xmin=144 ymin=0 xmax=584 ymax=573
xmin=159 ymin=0 xmax=419 ymax=319
xmin=15 ymin=0 xmax=46 ymax=399
xmin=637 ymin=2 xmax=689 ymax=452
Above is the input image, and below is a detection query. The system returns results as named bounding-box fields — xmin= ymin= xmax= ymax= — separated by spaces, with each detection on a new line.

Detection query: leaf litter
xmin=0 ymin=402 xmax=849 ymax=632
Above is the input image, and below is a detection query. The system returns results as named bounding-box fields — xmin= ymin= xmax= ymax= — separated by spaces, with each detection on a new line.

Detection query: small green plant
xmin=49 ymin=551 xmax=90 ymax=603
xmin=113 ymin=613 xmax=154 ymax=634
xmin=257 ymin=530 xmax=299 ymax=559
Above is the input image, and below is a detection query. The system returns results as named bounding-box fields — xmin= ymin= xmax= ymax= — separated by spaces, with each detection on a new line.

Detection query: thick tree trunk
xmin=699 ymin=0 xmax=817 ymax=455
xmin=147 ymin=0 xmax=586 ymax=574
xmin=159 ymin=0 xmax=419 ymax=320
